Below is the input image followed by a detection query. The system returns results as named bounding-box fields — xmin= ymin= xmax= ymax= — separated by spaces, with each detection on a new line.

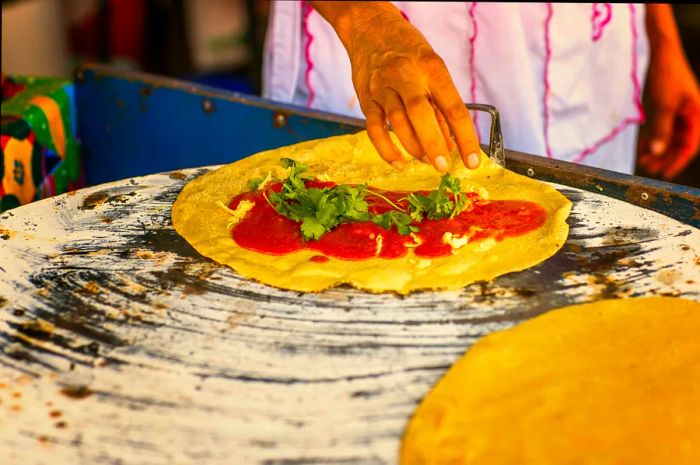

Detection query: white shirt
xmin=263 ymin=2 xmax=649 ymax=174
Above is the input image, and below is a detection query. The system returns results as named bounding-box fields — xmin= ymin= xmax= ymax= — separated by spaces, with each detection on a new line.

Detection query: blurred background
xmin=2 ymin=0 xmax=699 ymax=187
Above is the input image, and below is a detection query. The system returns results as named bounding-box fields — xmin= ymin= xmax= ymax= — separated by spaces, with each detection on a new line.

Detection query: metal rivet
xmin=274 ymin=113 xmax=287 ymax=127
xmin=641 ymin=192 xmax=649 ymax=201
xmin=202 ymin=99 xmax=215 ymax=113
xmin=527 ymin=168 xmax=534 ymax=177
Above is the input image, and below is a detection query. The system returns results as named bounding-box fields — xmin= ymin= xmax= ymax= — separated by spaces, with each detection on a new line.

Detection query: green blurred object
xmin=1 ymin=76 xmax=82 ymax=212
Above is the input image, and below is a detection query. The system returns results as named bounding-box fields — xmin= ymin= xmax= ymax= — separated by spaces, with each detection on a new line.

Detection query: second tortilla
xmin=400 ymin=296 xmax=700 ymax=464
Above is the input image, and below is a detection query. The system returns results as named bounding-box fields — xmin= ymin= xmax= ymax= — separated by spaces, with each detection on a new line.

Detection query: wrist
xmin=310 ymin=2 xmax=404 ymax=51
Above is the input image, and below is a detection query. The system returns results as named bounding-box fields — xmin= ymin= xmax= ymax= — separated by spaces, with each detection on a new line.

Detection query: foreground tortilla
xmin=172 ymin=131 xmax=571 ymax=293
xmin=401 ymin=297 xmax=700 ymax=464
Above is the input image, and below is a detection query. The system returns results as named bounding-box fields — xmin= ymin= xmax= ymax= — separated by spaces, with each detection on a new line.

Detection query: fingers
xmin=639 ymin=100 xmax=700 ymax=180
xmin=432 ymin=100 xmax=457 ymax=154
xmin=643 ymin=105 xmax=675 ymax=160
xmin=429 ymin=71 xmax=481 ymax=169
xmin=392 ymin=82 xmax=451 ymax=172
xmin=365 ymin=100 xmax=407 ymax=170
xmin=662 ymin=102 xmax=700 ymax=179
xmin=378 ymin=89 xmax=425 ymax=159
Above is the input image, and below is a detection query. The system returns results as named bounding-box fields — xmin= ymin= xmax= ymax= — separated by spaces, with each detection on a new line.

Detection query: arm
xmin=310 ymin=1 xmax=481 ymax=172
xmin=639 ymin=4 xmax=700 ymax=180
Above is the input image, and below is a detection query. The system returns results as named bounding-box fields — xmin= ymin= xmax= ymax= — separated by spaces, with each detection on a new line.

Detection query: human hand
xmin=638 ymin=7 xmax=700 ymax=181
xmin=313 ymin=2 xmax=481 ymax=172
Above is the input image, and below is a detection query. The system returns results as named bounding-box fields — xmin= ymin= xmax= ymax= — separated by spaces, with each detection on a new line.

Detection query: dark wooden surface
xmin=1 ymin=167 xmax=698 ymax=465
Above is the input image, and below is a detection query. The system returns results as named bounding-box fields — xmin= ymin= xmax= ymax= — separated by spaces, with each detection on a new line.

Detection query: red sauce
xmin=230 ymin=181 xmax=547 ymax=261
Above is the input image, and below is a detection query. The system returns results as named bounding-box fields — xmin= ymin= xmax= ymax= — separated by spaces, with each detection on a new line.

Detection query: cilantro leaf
xmin=248 ymin=177 xmax=264 ymax=191
xmin=300 ymin=217 xmax=326 ymax=241
xmin=372 ymin=211 xmax=418 ymax=235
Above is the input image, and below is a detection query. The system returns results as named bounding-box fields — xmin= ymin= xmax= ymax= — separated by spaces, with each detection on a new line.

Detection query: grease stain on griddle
xmin=475 ymin=223 xmax=663 ymax=317
xmin=10 ymin=319 xmax=56 ymax=340
xmin=513 ymin=288 xmax=536 ymax=298
xmin=4 ymin=342 xmax=34 ymax=362
xmin=126 ymin=227 xmax=203 ymax=260
xmin=183 ymin=284 xmax=207 ymax=296
xmin=79 ymin=191 xmax=110 ymax=210
xmin=79 ymin=188 xmax=139 ymax=211
xmin=656 ymin=269 xmax=681 ymax=286
xmin=28 ymin=270 xmax=128 ymax=348
xmin=0 ymin=227 xmax=16 ymax=240
xmin=60 ymin=385 xmax=93 ymax=399
xmin=78 ymin=341 xmax=100 ymax=356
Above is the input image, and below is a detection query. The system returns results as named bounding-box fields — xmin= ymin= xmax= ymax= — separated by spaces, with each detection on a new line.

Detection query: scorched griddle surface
xmin=1 ymin=167 xmax=698 ymax=465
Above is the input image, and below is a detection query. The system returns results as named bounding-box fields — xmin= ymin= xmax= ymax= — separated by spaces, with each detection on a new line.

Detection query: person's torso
xmin=263 ymin=2 xmax=649 ymax=174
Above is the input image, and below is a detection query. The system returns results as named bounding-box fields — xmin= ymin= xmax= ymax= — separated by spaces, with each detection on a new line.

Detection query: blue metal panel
xmin=75 ymin=64 xmax=364 ymax=185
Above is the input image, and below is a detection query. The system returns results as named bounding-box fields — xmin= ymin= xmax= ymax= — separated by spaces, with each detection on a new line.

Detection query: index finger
xmin=364 ymin=100 xmax=408 ymax=170
xmin=663 ymin=102 xmax=700 ymax=179
xmin=429 ymin=72 xmax=481 ymax=169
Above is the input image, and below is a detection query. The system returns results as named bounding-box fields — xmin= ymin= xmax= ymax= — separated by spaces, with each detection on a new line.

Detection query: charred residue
xmin=60 ymin=385 xmax=94 ymax=399
xmin=79 ymin=187 xmax=140 ymax=211
xmin=478 ymin=223 xmax=665 ymax=318
xmin=125 ymin=227 xmax=203 ymax=260
xmin=27 ymin=270 xmax=129 ymax=348
xmin=79 ymin=191 xmax=110 ymax=210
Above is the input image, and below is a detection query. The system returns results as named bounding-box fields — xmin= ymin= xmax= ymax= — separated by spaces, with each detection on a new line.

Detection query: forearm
xmin=645 ymin=4 xmax=684 ymax=54
xmin=309 ymin=1 xmax=404 ymax=52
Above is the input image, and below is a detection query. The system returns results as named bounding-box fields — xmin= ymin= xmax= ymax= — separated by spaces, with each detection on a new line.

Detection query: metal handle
xmin=466 ymin=104 xmax=505 ymax=168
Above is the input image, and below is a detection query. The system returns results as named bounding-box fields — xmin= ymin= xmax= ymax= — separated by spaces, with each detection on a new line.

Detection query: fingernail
xmin=650 ymin=139 xmax=666 ymax=155
xmin=467 ymin=152 xmax=480 ymax=169
xmin=434 ymin=155 xmax=449 ymax=172
xmin=392 ymin=160 xmax=406 ymax=171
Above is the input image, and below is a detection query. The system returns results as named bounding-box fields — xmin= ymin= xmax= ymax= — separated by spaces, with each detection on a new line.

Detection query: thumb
xmin=646 ymin=105 xmax=676 ymax=157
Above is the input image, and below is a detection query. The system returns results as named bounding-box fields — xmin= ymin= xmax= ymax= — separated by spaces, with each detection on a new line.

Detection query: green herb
xmin=266 ymin=159 xmax=371 ymax=240
xmin=247 ymin=177 xmax=263 ymax=191
xmin=371 ymin=211 xmax=419 ymax=235
xmin=259 ymin=159 xmax=469 ymax=241
xmin=405 ymin=173 xmax=467 ymax=221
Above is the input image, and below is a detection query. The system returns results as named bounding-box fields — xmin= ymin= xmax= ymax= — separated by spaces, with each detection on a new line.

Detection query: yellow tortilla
xmin=400 ymin=297 xmax=700 ymax=464
xmin=172 ymin=131 xmax=571 ymax=293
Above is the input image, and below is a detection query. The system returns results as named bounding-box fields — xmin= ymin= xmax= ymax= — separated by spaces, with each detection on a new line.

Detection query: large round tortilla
xmin=172 ymin=131 xmax=571 ymax=293
xmin=400 ymin=296 xmax=700 ymax=464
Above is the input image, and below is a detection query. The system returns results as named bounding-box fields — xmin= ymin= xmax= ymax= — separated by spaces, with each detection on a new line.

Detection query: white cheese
xmin=216 ymin=200 xmax=255 ymax=229
xmin=405 ymin=233 xmax=423 ymax=248
xmin=256 ymin=171 xmax=273 ymax=191
xmin=442 ymin=231 xmax=470 ymax=250
xmin=375 ymin=234 xmax=384 ymax=256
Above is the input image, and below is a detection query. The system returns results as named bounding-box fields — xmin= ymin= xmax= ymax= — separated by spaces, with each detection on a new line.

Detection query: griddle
xmin=1 ymin=64 xmax=699 ymax=465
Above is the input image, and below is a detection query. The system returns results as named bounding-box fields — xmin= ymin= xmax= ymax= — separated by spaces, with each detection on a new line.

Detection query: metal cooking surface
xmin=1 ymin=167 xmax=698 ymax=465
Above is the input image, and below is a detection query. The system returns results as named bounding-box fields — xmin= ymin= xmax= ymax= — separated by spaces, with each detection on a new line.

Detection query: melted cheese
xmin=216 ymin=199 xmax=254 ymax=229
